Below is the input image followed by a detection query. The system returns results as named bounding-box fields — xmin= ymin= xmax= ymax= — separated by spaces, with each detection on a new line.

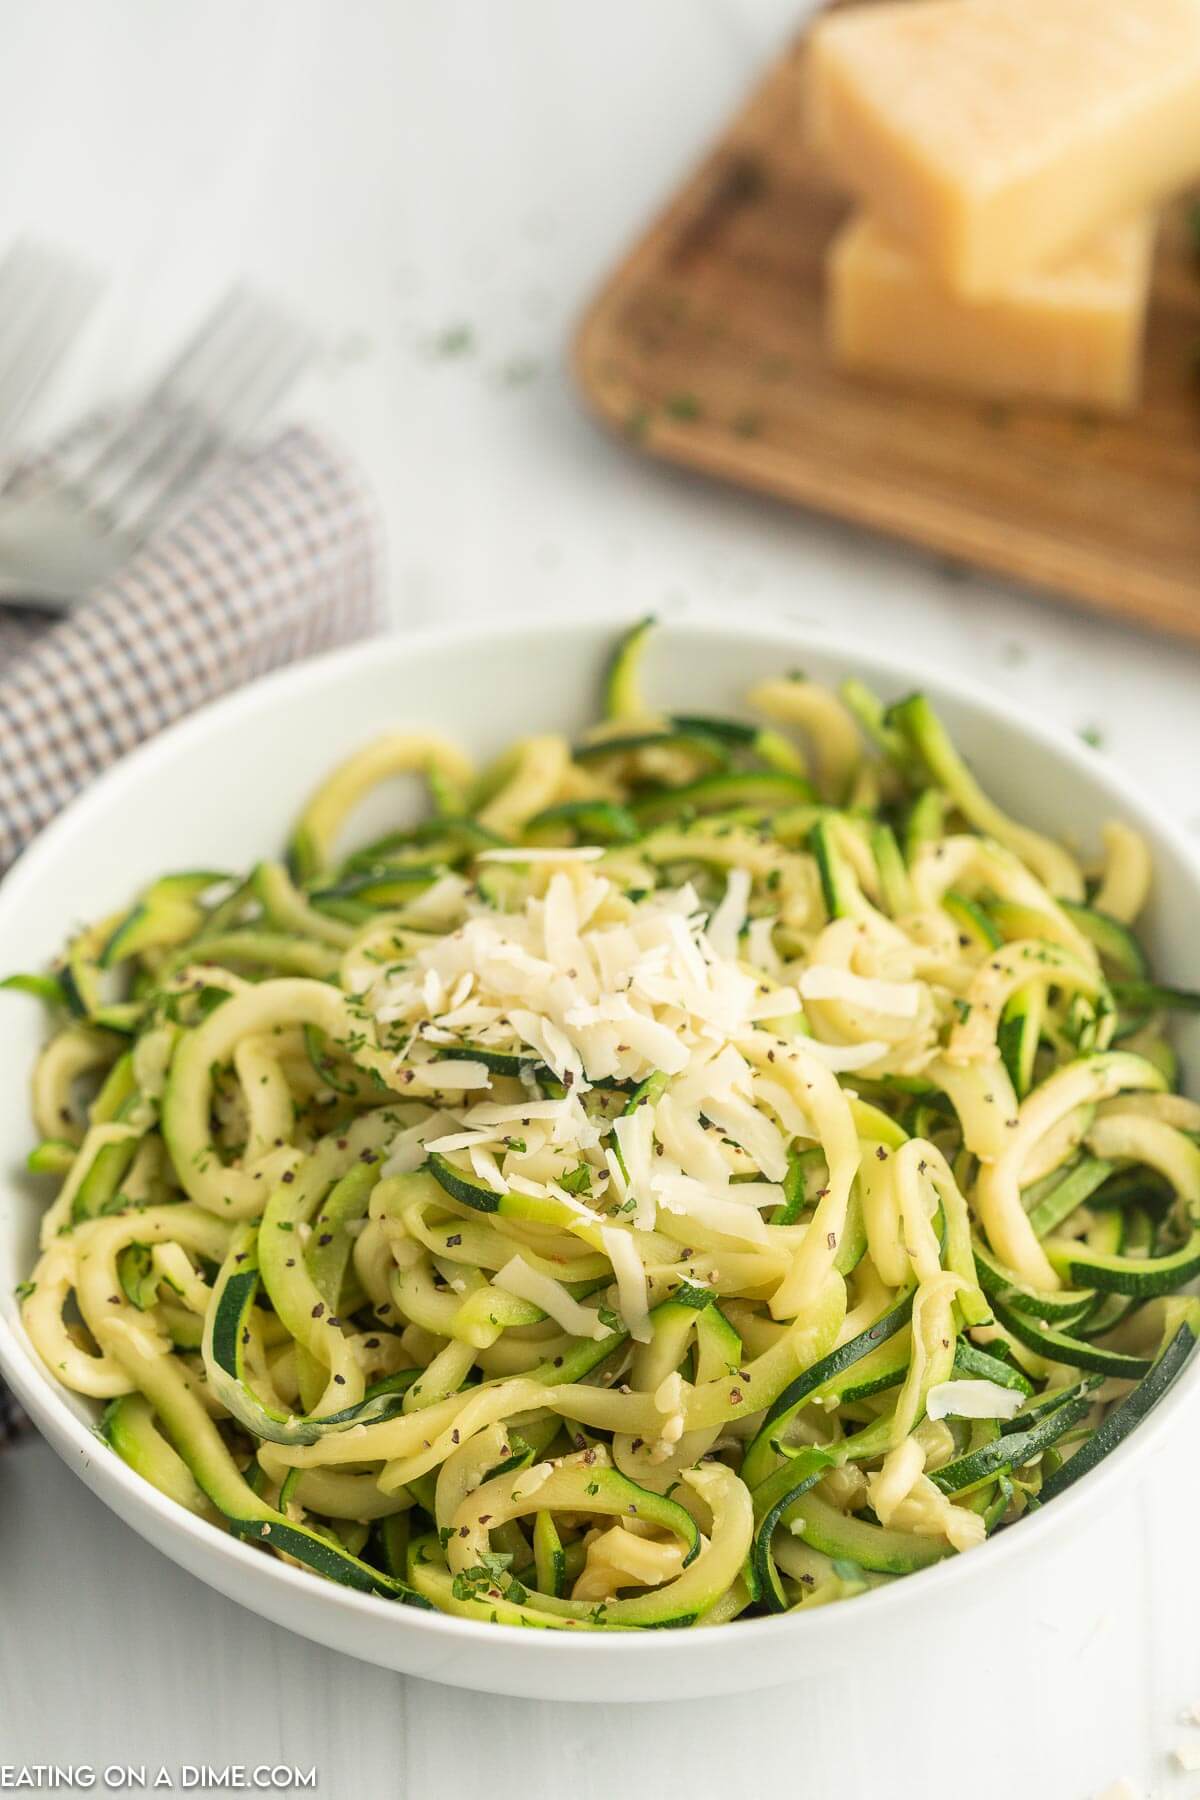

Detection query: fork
xmin=0 ymin=286 xmax=317 ymax=610
xmin=0 ymin=239 xmax=100 ymax=445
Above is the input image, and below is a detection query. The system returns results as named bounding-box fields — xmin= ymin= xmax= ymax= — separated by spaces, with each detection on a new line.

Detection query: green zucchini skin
xmin=205 ymin=1228 xmax=420 ymax=1446
xmin=303 ymin=1023 xmax=359 ymax=1095
xmin=311 ymin=865 xmax=441 ymax=908
xmin=433 ymin=1041 xmax=542 ymax=1079
xmin=102 ymin=1394 xmax=211 ymax=1516
xmin=784 ymin=1492 xmax=949 ymax=1578
xmin=631 ymin=771 xmax=815 ymax=829
xmin=810 ymin=818 xmax=854 ymax=918
xmin=522 ymin=800 xmax=640 ymax=844
xmin=1 ymin=971 xmax=69 ymax=1007
xmin=991 ymin=1298 xmax=1154 ymax=1380
xmin=1110 ymin=980 xmax=1200 ymax=1014
xmin=573 ymin=730 xmax=730 ymax=772
xmin=370 ymin=1513 xmax=411 ymax=1580
xmin=930 ymin=1392 xmax=1096 ymax=1497
xmin=101 ymin=873 xmax=229 ymax=968
xmin=903 ymin=788 xmax=946 ymax=864
xmin=1039 ymin=1315 xmax=1200 ymax=1502
xmin=26 ymin=1137 xmax=77 ymax=1176
xmin=533 ymin=1509 xmax=568 ymax=1598
xmin=1060 ymin=903 xmax=1149 ymax=978
xmin=12 ymin=619 xmax=1200 ymax=1633
xmin=750 ymin=1447 xmax=837 ymax=1610
xmin=1025 ymin=1157 xmax=1116 ymax=1239
xmin=972 ymin=1237 xmax=1096 ymax=1325
xmin=223 ymin=1512 xmax=432 ymax=1604
xmin=998 ymin=1376 xmax=1103 ymax=1437
xmin=604 ymin=615 xmax=656 ymax=720
xmin=942 ymin=890 xmax=1003 ymax=952
xmin=427 ymin=1150 xmax=515 ymax=1215
xmin=1045 ymin=1226 xmax=1200 ymax=1298
xmin=342 ymin=819 xmax=503 ymax=872
xmin=668 ymin=714 xmax=807 ymax=776
xmin=952 ymin=1340 xmax=1034 ymax=1396
xmin=997 ymin=983 xmax=1043 ymax=1098
xmin=741 ymin=1294 xmax=914 ymax=1493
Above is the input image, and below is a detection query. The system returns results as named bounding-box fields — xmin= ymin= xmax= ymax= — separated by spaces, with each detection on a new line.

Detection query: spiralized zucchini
xmin=9 ymin=619 xmax=1200 ymax=1629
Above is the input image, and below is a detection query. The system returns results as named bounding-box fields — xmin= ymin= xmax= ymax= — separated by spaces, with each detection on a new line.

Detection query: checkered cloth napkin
xmin=0 ymin=422 xmax=384 ymax=1441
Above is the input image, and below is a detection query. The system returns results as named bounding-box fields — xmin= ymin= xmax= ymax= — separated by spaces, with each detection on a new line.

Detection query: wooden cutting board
xmin=572 ymin=29 xmax=1200 ymax=642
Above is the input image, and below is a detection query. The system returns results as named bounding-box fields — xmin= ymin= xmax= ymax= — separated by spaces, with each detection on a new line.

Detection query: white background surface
xmin=1 ymin=3 xmax=1199 ymax=1796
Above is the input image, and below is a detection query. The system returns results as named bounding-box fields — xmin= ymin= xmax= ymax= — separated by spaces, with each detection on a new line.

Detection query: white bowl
xmin=2 ymin=612 xmax=1197 ymax=1702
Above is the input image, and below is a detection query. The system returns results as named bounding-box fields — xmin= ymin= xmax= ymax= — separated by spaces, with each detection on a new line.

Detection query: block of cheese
xmin=808 ymin=0 xmax=1200 ymax=295
xmin=827 ymin=211 xmax=1156 ymax=412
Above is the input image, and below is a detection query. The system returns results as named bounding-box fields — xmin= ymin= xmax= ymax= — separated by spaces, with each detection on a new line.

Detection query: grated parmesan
xmin=706 ymin=867 xmax=752 ymax=961
xmin=798 ymin=965 xmax=922 ymax=1018
xmin=926 ymin=1379 xmax=1025 ymax=1422
xmin=600 ymin=1226 xmax=652 ymax=1342
xmin=363 ymin=868 xmax=913 ymax=1257
xmin=492 ymin=1256 xmax=609 ymax=1341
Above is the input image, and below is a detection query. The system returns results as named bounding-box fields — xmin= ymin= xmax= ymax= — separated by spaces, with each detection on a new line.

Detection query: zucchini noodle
xmin=8 ymin=620 xmax=1200 ymax=1629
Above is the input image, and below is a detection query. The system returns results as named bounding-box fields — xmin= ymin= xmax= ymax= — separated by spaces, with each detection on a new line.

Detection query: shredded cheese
xmin=798 ymin=965 xmax=922 ymax=1018
xmin=600 ymin=1225 xmax=652 ymax=1343
xmin=706 ymin=867 xmax=752 ymax=960
xmin=492 ymin=1256 xmax=608 ymax=1341
xmin=926 ymin=1379 xmax=1025 ymax=1422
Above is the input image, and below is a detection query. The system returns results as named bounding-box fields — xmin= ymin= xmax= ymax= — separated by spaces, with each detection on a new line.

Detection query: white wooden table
xmin=2 ymin=4 xmax=1199 ymax=1795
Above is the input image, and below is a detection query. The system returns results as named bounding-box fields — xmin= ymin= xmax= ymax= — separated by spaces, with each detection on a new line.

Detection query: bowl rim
xmin=2 ymin=604 xmax=1197 ymax=1666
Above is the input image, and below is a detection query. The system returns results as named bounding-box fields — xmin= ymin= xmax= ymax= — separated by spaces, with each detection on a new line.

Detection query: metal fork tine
xmin=99 ymin=297 xmax=315 ymax=537
xmin=60 ymin=288 xmax=258 ymax=492
xmin=83 ymin=298 xmax=289 ymax=520
xmin=219 ymin=316 xmax=316 ymax=437
xmin=0 ymin=245 xmax=76 ymax=374
xmin=0 ymin=242 xmax=99 ymax=438
xmin=125 ymin=326 xmax=316 ymax=537
xmin=0 ymin=244 xmax=48 ymax=359
xmin=159 ymin=287 xmax=263 ymax=405
xmin=139 ymin=287 xmax=251 ymax=408
xmin=2 ymin=262 xmax=99 ymax=431
xmin=164 ymin=300 xmax=278 ymax=425
xmin=0 ymin=251 xmax=46 ymax=401
xmin=0 ymin=243 xmax=39 ymax=349
xmin=0 ymin=281 xmax=317 ymax=609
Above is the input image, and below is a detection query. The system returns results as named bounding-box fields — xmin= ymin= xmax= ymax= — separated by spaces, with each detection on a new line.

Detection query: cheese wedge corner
xmin=828 ymin=210 xmax=1156 ymax=413
xmin=808 ymin=0 xmax=1200 ymax=295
